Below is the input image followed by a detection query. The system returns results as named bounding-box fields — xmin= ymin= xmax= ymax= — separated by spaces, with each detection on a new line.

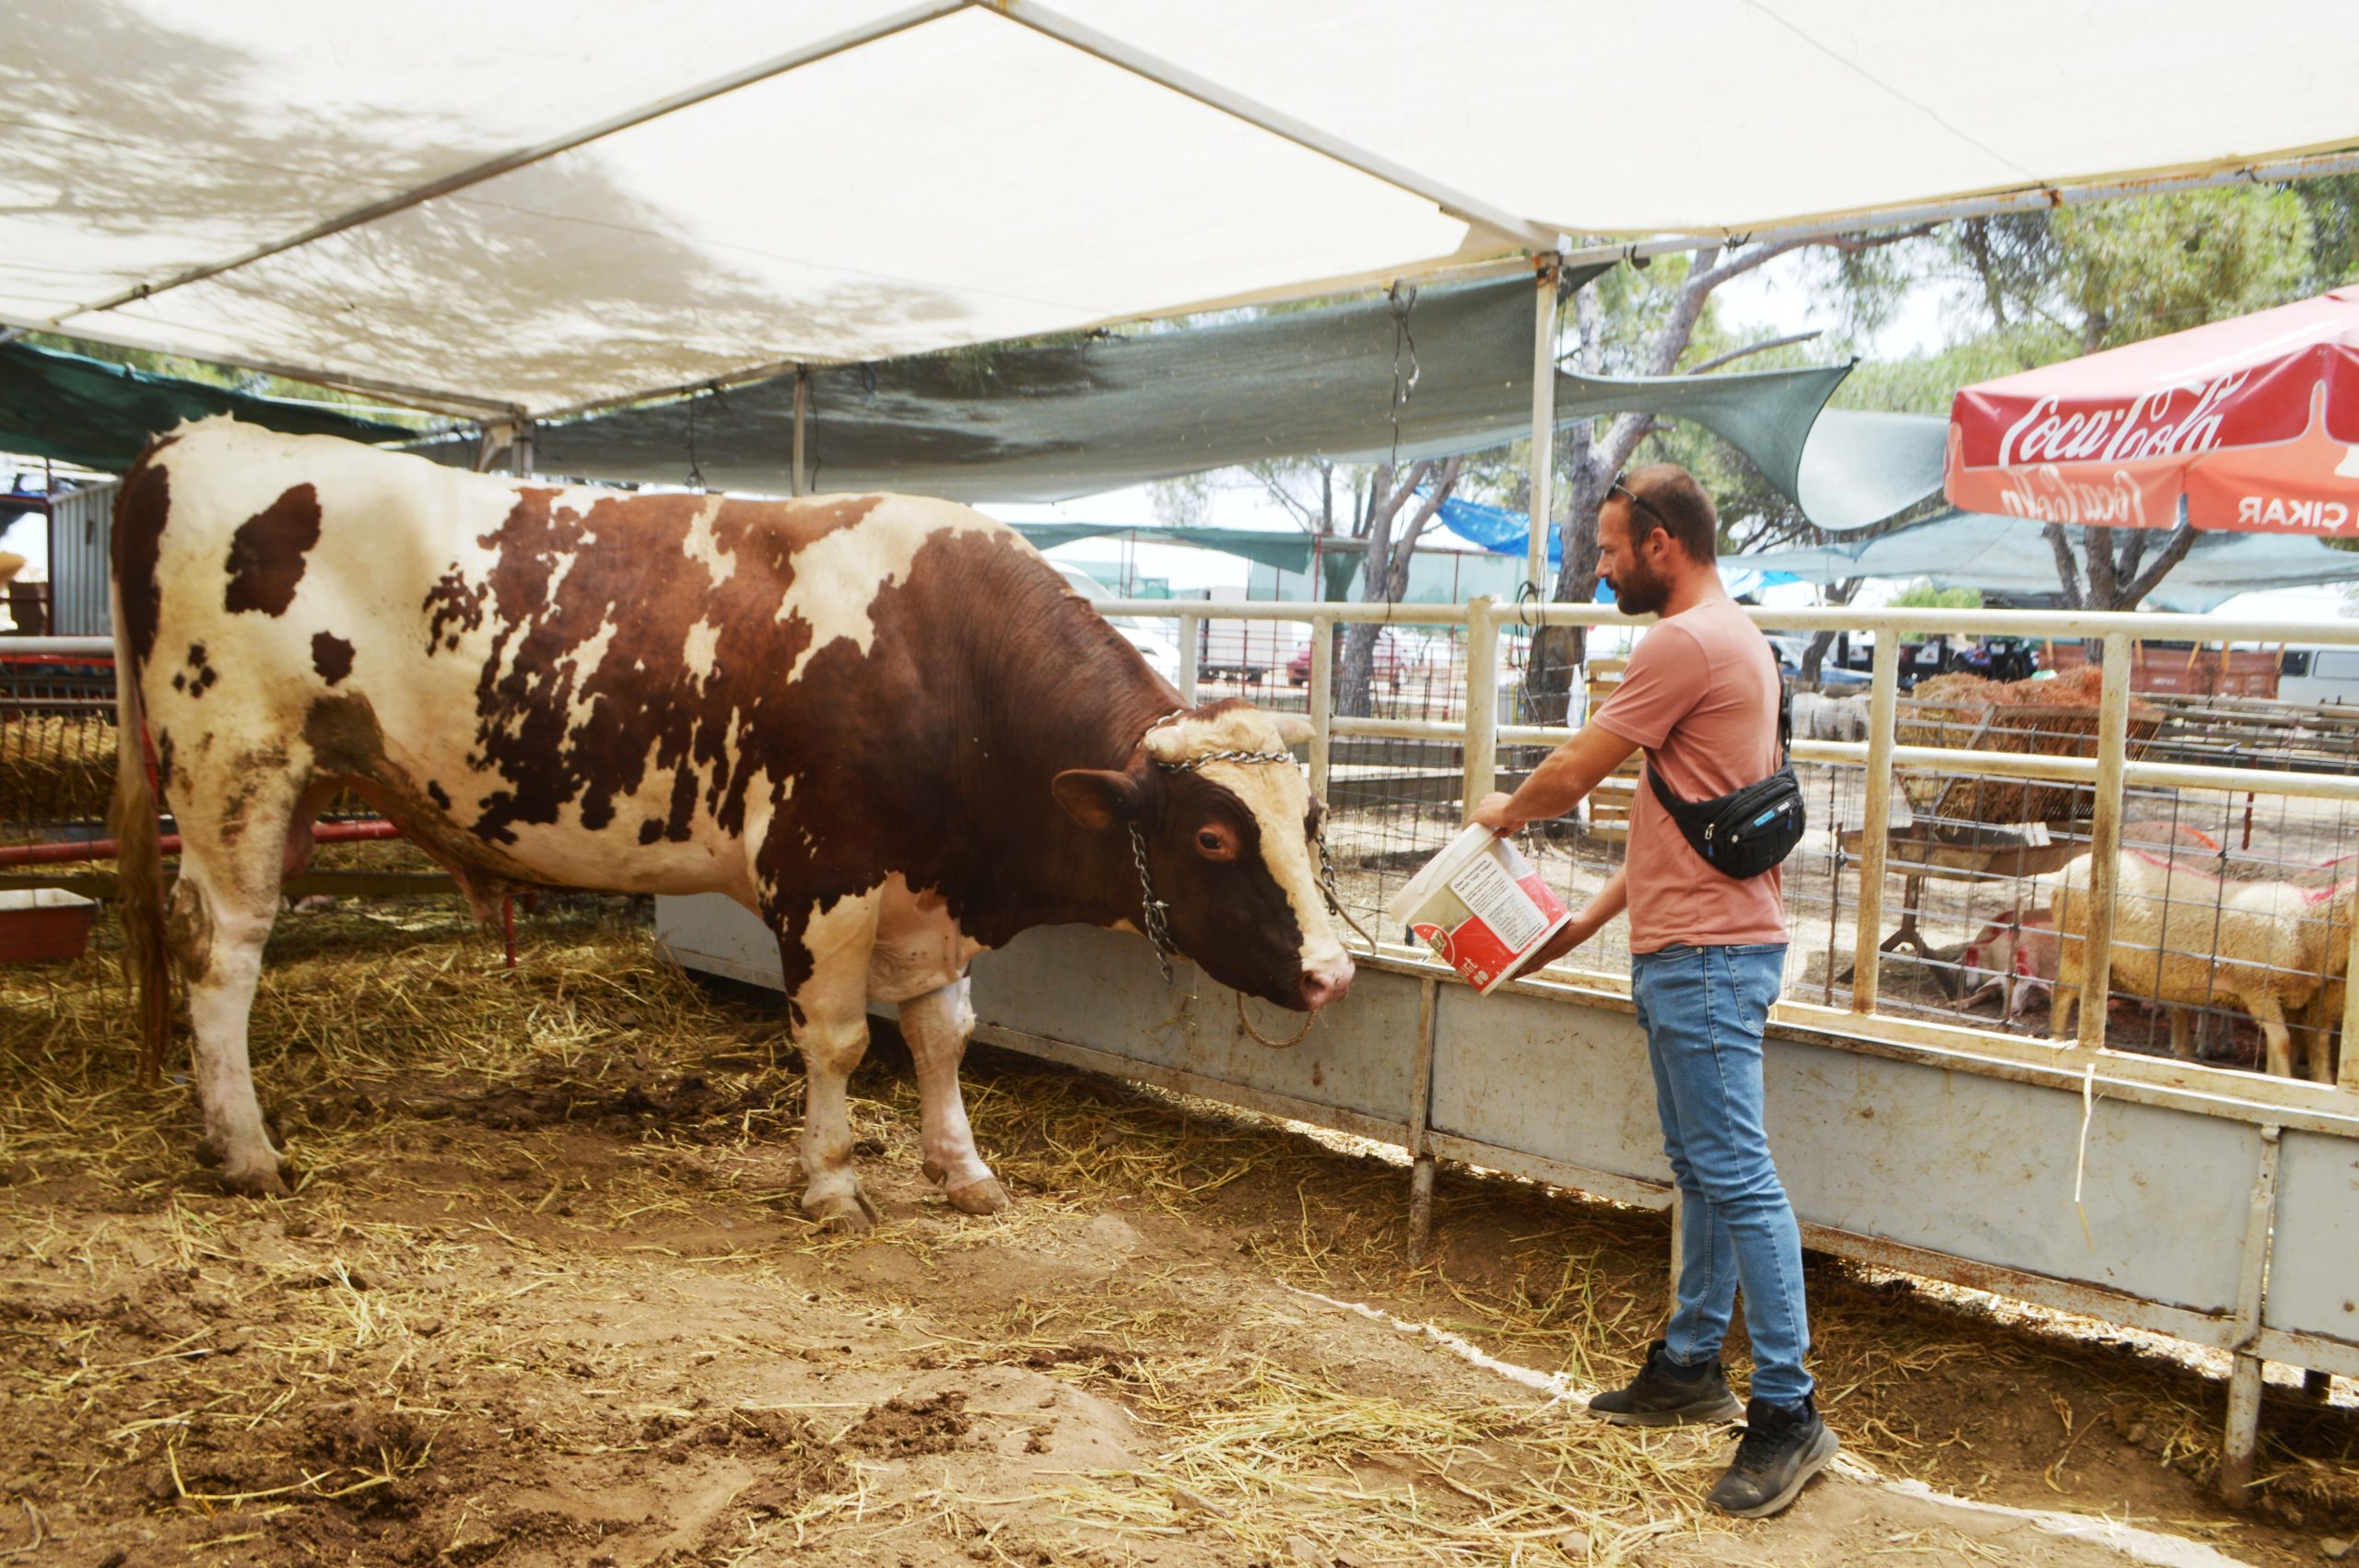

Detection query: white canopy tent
xmin=6 ymin=0 xmax=2356 ymax=420
xmin=7 ymin=0 xmax=2359 ymax=591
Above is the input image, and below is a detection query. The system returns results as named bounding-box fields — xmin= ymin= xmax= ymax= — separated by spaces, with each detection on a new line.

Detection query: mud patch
xmin=843 ymin=1391 xmax=972 ymax=1458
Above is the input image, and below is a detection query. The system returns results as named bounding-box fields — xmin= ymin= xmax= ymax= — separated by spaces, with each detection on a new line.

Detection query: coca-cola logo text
xmin=1996 ymin=370 xmax=2252 ymax=467
xmin=1992 ymin=465 xmax=2152 ymax=527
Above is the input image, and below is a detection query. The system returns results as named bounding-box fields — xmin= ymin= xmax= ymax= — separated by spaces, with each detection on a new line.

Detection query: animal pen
xmin=14 ymin=593 xmax=2354 ymax=1499
xmin=651 ymin=596 xmax=2359 ymax=1499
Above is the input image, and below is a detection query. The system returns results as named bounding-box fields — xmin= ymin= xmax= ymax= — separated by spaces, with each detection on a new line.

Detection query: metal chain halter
xmin=1124 ymin=713 xmax=1377 ymax=1049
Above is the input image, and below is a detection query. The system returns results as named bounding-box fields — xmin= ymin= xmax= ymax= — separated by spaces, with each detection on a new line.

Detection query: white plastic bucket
xmin=1384 ymin=825 xmax=1572 ymax=994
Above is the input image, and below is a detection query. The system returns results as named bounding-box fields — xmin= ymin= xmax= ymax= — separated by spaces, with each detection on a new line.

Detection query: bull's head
xmin=1050 ymin=703 xmax=1356 ymax=1011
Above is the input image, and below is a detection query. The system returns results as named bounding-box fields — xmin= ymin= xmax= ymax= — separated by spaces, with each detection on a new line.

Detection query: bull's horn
xmin=1271 ymin=715 xmax=1315 ymax=747
xmin=1143 ymin=724 xmax=1191 ymax=763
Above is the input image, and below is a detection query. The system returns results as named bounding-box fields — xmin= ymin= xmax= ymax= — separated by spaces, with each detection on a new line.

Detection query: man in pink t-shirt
xmin=1471 ymin=464 xmax=1834 ymax=1518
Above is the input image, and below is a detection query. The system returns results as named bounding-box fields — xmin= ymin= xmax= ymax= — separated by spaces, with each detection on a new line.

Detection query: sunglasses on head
xmin=1608 ymin=474 xmax=1672 ymax=532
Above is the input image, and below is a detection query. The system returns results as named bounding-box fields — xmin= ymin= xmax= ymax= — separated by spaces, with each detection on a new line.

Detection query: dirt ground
xmin=3 ymin=890 xmax=2356 ymax=1566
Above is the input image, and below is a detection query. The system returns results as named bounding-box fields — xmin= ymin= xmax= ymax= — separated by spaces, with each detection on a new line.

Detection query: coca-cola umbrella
xmin=1945 ymin=289 xmax=2359 ymax=536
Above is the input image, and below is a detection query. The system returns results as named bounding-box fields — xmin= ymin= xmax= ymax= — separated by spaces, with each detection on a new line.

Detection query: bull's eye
xmin=1194 ymin=825 xmax=1239 ymax=861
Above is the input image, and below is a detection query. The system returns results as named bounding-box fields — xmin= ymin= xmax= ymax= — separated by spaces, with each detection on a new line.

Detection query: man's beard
xmin=1610 ymin=556 xmax=1670 ymax=616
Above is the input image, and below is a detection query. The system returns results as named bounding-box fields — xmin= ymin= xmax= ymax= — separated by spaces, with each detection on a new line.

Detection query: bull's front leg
xmin=780 ymin=895 xmax=885 ymax=1231
xmin=899 ymin=977 xmax=1009 ymax=1215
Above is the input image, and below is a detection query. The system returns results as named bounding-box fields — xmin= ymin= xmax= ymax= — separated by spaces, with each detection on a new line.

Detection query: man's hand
xmin=1470 ymin=790 xmax=1522 ymax=836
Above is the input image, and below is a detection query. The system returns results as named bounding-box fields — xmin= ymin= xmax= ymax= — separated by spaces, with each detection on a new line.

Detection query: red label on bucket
xmin=1388 ymin=826 xmax=1573 ymax=995
xmin=1412 ymin=916 xmax=1521 ymax=990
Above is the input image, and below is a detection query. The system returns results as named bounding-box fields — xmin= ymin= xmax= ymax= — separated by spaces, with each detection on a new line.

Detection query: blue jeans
xmin=1629 ymin=942 xmax=1813 ymax=1406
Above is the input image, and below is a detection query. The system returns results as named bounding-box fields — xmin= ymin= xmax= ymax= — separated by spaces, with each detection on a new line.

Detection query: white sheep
xmin=1790 ymin=691 xmax=1872 ymax=743
xmin=2046 ymin=848 xmax=2354 ymax=1080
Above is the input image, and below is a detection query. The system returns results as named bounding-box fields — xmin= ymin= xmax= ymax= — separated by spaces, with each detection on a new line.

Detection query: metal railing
xmin=1110 ymin=596 xmax=2359 ymax=1099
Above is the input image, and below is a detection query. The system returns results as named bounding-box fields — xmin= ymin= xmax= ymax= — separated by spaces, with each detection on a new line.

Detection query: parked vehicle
xmin=2278 ymin=645 xmax=2359 ymax=706
xmin=1055 ymin=565 xmax=1182 ymax=685
xmin=1288 ymin=630 xmax=1419 ymax=689
xmin=1196 ymin=619 xmax=1299 ymax=684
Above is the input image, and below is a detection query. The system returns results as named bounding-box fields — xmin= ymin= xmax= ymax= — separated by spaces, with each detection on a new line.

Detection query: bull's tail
xmin=108 ymin=579 xmax=169 ymax=1082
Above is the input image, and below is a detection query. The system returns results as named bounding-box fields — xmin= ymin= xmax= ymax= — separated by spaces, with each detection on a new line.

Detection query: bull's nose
xmin=1300 ymin=957 xmax=1355 ymax=1011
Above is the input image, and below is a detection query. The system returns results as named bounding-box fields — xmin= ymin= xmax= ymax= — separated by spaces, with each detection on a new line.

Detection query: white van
xmin=2276 ymin=646 xmax=2359 ymax=706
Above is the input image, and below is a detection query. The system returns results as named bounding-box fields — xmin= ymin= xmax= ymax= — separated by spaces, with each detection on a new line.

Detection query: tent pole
xmin=1527 ymin=263 xmax=1558 ymax=597
xmin=792 ymin=366 xmax=809 ymax=497
xmin=994 ymin=3 xmax=1565 ymax=254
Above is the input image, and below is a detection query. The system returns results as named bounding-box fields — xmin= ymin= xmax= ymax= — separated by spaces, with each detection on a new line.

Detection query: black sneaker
xmin=1586 ymin=1340 xmax=1743 ymax=1427
xmin=1706 ymin=1394 xmax=1840 ymax=1517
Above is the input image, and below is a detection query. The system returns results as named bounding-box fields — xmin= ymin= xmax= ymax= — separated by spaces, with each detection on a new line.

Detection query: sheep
xmin=1790 ymin=691 xmax=1872 ymax=743
xmin=2047 ymin=848 xmax=2354 ymax=1080
xmin=1953 ymin=823 xmax=2218 ymax=1030
xmin=1959 ymin=909 xmax=2059 ymax=1024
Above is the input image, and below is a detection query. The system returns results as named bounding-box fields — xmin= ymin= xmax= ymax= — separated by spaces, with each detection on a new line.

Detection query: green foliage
xmin=2049 ymin=187 xmax=2308 ymax=351
xmin=1890 ymin=582 xmax=1982 ymax=639
xmin=2293 ymin=174 xmax=2359 ymax=290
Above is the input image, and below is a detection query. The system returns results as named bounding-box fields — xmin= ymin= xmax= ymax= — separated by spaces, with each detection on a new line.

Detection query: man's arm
xmin=1468 ymin=721 xmax=1642 ymax=837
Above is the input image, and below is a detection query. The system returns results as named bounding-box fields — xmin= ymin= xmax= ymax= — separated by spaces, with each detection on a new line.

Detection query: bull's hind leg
xmin=169 ymin=761 xmax=311 ymax=1194
xmin=899 ymin=977 xmax=1009 ymax=1215
xmin=781 ymin=893 xmax=886 ymax=1231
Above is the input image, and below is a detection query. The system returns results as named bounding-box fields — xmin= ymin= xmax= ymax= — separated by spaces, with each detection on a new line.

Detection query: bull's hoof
xmin=944 ymin=1176 xmax=1010 ymax=1216
xmin=217 ymin=1158 xmax=291 ymax=1198
xmin=802 ymin=1181 xmax=881 ymax=1233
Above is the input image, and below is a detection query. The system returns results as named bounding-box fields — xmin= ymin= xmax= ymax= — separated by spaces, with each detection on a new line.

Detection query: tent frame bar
xmin=1551 ymin=146 xmax=2359 ymax=268
xmin=989 ymin=2 xmax=1568 ymax=255
xmin=538 ymin=145 xmax=2359 ymax=431
xmin=8 ymin=0 xmax=2358 ymax=428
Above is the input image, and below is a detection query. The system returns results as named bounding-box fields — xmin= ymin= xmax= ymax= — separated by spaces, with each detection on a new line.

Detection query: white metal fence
xmin=1112 ymin=594 xmax=2359 ymax=1102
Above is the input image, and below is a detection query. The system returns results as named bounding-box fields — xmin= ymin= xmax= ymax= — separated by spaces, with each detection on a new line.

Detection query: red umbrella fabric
xmin=1945 ymin=289 xmax=2359 ymax=536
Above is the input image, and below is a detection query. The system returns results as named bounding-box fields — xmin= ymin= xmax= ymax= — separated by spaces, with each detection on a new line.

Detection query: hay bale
xmin=0 ymin=710 xmax=117 ymax=841
xmin=1895 ymin=667 xmax=2160 ymax=828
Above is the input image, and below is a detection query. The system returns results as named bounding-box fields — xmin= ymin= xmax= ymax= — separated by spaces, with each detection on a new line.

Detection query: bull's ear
xmin=1051 ymin=768 xmax=1144 ymax=832
xmin=1270 ymin=714 xmax=1314 ymax=748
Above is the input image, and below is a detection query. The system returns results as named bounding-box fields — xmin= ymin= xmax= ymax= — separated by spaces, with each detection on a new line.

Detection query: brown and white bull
xmin=109 ymin=419 xmax=1354 ymax=1217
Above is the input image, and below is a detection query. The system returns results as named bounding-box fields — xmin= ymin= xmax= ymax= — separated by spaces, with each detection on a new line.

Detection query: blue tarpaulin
xmin=1431 ymin=494 xmax=1799 ymax=601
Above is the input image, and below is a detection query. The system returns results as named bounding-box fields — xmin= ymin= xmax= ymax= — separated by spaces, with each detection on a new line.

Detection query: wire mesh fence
xmin=11 ymin=600 xmax=2359 ymax=1089
xmin=1105 ymin=600 xmax=2359 ymax=1093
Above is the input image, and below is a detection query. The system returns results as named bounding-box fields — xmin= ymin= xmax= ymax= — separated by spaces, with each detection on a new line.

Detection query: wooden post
xmin=1176 ymin=613 xmax=1200 ymax=708
xmin=1849 ymin=636 xmax=1902 ymax=1012
xmin=1308 ymin=613 xmax=1335 ymax=802
xmin=2221 ymin=1124 xmax=2283 ymax=1497
xmin=1404 ymin=974 xmax=1439 ymax=1267
xmin=2077 ymin=632 xmax=2132 ymax=1051
xmin=2341 ymin=909 xmax=2359 ymax=1093
xmin=1462 ymin=598 xmax=1500 ymax=813
xmin=791 ymin=365 xmax=809 ymax=497
xmin=1526 ymin=263 xmax=1558 ymax=596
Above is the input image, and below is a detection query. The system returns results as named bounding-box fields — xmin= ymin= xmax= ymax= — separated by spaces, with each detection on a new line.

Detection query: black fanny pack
xmin=1643 ymin=684 xmax=1806 ymax=881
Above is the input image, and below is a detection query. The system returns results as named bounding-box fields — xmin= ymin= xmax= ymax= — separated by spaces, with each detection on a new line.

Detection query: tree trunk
xmin=1799 ymin=579 xmax=1862 ymax=684
xmin=2047 ymin=521 xmax=2196 ymax=611
xmin=1337 ymin=457 xmax=1461 ymax=718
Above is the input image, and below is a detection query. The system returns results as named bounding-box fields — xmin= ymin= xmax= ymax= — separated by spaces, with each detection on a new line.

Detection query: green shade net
xmin=0 ymin=276 xmax=1950 ymax=539
xmin=0 ymin=341 xmax=416 ymax=471
xmin=1745 ymin=509 xmax=2359 ymax=612
xmin=522 ymin=272 xmax=1940 ymax=531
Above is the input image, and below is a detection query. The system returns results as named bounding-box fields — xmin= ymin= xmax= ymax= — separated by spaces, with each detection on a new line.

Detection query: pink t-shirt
xmin=1591 ymin=597 xmax=1788 ymax=953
